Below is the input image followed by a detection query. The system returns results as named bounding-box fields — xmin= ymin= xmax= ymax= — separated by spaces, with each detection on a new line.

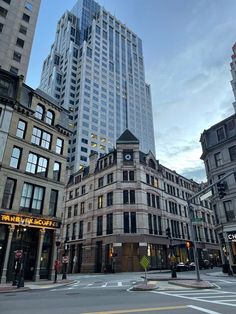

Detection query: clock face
xmin=123 ymin=151 xmax=133 ymax=161
xmin=124 ymin=153 xmax=132 ymax=161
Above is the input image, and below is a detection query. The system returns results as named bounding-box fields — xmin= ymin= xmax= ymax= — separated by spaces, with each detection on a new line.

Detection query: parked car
xmin=199 ymin=259 xmax=210 ymax=269
xmin=188 ymin=262 xmax=196 ymax=270
xmin=176 ymin=262 xmax=188 ymax=272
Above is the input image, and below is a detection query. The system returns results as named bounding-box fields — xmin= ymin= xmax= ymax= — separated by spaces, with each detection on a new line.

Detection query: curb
xmin=168 ymin=281 xmax=215 ymax=289
xmin=0 ymin=280 xmax=76 ymax=294
xmin=130 ymin=284 xmax=158 ymax=291
xmin=0 ymin=287 xmax=31 ymax=294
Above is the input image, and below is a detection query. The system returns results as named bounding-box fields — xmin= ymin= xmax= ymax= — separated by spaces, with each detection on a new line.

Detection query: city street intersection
xmin=1 ymin=269 xmax=236 ymax=314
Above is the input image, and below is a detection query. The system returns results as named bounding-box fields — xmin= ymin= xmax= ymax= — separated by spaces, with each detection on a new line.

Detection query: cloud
xmin=147 ymin=10 xmax=236 ymax=183
xmin=180 ymin=166 xmax=207 ymax=182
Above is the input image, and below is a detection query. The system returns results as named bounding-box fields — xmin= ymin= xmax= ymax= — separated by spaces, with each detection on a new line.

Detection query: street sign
xmin=192 ymin=218 xmax=203 ymax=222
xmin=62 ymin=256 xmax=69 ymax=264
xmin=140 ymin=255 xmax=150 ymax=270
xmin=199 ymin=190 xmax=212 ymax=201
xmin=15 ymin=250 xmax=23 ymax=259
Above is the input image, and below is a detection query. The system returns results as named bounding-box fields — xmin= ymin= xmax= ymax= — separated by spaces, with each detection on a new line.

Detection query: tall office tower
xmin=0 ymin=0 xmax=41 ymax=79
xmin=40 ymin=0 xmax=155 ymax=172
xmin=231 ymin=43 xmax=236 ymax=112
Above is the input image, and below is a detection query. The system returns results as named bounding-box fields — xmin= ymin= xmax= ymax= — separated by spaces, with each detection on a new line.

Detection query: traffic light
xmin=216 ymin=181 xmax=227 ymax=199
xmin=166 ymin=227 xmax=171 ymax=238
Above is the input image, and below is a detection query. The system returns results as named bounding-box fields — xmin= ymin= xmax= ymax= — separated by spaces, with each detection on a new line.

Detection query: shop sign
xmin=228 ymin=233 xmax=236 ymax=241
xmin=0 ymin=212 xmax=61 ymax=229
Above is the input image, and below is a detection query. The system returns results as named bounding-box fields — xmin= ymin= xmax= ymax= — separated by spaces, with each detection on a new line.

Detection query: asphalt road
xmin=1 ymin=269 xmax=236 ymax=314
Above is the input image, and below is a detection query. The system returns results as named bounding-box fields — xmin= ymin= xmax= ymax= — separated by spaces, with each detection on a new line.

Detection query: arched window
xmin=35 ymin=104 xmax=44 ymax=120
xmin=46 ymin=110 xmax=54 ymax=125
xmin=148 ymin=159 xmax=156 ymax=169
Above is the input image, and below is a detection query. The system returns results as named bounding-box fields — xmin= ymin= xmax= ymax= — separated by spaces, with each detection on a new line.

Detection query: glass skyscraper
xmin=39 ymin=0 xmax=155 ymax=171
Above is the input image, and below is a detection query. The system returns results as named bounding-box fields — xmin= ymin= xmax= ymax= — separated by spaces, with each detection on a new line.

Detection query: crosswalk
xmin=51 ymin=280 xmax=138 ymax=291
xmin=152 ymin=289 xmax=236 ymax=307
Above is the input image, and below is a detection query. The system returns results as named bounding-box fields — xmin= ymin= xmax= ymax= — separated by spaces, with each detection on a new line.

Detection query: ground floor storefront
xmin=0 ymin=212 xmax=60 ymax=283
xmin=64 ymin=235 xmax=220 ymax=273
xmin=218 ymin=228 xmax=236 ymax=274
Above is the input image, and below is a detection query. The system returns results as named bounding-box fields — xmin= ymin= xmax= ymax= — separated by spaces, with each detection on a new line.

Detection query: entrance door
xmin=95 ymin=241 xmax=102 ymax=273
xmin=77 ymin=244 xmax=83 ymax=273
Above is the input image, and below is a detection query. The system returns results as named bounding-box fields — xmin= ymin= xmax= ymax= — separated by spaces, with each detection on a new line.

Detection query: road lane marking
xmin=152 ymin=290 xmax=236 ymax=307
xmin=82 ymin=305 xmax=188 ymax=314
xmin=188 ymin=305 xmax=221 ymax=314
xmin=118 ymin=282 xmax=122 ymax=287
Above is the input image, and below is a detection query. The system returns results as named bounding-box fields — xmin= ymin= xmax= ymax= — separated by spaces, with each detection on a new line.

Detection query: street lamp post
xmin=17 ymin=227 xmax=27 ymax=288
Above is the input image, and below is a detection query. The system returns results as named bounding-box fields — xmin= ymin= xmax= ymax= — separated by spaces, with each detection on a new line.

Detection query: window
xmin=19 ymin=24 xmax=27 ymax=35
xmin=2 ymin=178 xmax=16 ymax=209
xmin=107 ymin=192 xmax=113 ymax=206
xmin=16 ymin=38 xmax=24 ymax=48
xmin=224 ymin=200 xmax=235 ymax=221
xmin=98 ymin=177 xmax=104 ymax=188
xmin=229 ymin=145 xmax=236 ymax=161
xmin=13 ymin=51 xmax=21 ymax=62
xmin=22 ymin=13 xmax=30 ymax=23
xmin=26 ymin=153 xmax=48 ymax=177
xmin=214 ymin=152 xmax=223 ymax=167
xmin=10 ymin=147 xmax=22 ymax=169
xmin=107 ymin=173 xmax=113 ymax=184
xmin=46 ymin=110 xmax=54 ymax=125
xmin=148 ymin=214 xmax=153 ymax=234
xmin=106 ymin=213 xmax=113 ymax=234
xmin=97 ymin=216 xmax=103 ymax=236
xmin=67 ymin=207 xmax=72 ymax=218
xmin=49 ymin=190 xmax=58 ymax=216
xmin=123 ymin=170 xmax=134 ymax=181
xmin=20 ymin=183 xmax=45 ymax=214
xmin=80 ymin=202 xmax=85 ymax=215
xmin=81 ymin=185 xmax=86 ymax=195
xmin=35 ymin=104 xmax=44 ymax=120
xmin=217 ymin=127 xmax=225 ymax=141
xmin=72 ymin=222 xmax=76 ymax=240
xmin=56 ymin=138 xmax=63 ymax=154
xmin=31 ymin=127 xmax=51 ymax=149
xmin=0 ymin=7 xmax=8 ymax=18
xmin=98 ymin=195 xmax=103 ymax=209
xmin=79 ymin=221 xmax=83 ymax=239
xmin=53 ymin=162 xmax=61 ymax=181
xmin=74 ymin=204 xmax=78 ymax=216
xmin=25 ymin=1 xmax=33 ymax=10
xmin=10 ymin=66 xmax=18 ymax=75
xmin=123 ymin=212 xmax=136 ymax=233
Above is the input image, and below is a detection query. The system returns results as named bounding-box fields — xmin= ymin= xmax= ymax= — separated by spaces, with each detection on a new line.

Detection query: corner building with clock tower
xmin=63 ymin=130 xmax=220 ymax=273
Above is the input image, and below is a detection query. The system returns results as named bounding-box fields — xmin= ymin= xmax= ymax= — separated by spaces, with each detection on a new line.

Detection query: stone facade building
xmin=0 ymin=0 xmax=41 ymax=79
xmin=63 ymin=130 xmax=220 ymax=273
xmin=200 ymin=114 xmax=236 ymax=273
xmin=0 ymin=69 xmax=71 ymax=283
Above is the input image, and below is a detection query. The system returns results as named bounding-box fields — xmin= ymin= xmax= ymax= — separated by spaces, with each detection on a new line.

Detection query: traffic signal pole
xmin=187 ymin=170 xmax=235 ymax=282
xmin=187 ymin=200 xmax=201 ymax=281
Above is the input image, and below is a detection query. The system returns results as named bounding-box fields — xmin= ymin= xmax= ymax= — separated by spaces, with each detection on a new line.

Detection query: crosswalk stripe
xmin=118 ymin=282 xmax=122 ymax=287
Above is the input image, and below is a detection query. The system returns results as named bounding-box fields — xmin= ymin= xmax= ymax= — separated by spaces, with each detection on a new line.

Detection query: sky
xmin=27 ymin=0 xmax=236 ymax=183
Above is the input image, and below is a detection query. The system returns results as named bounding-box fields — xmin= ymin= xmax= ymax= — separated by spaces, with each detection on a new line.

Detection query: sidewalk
xmin=206 ymin=271 xmax=235 ymax=277
xmin=0 ymin=278 xmax=75 ymax=294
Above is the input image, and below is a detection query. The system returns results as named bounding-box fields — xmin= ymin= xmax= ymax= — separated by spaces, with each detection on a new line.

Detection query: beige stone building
xmin=0 ymin=69 xmax=71 ymax=283
xmin=63 ymin=130 xmax=220 ymax=273
xmin=0 ymin=0 xmax=41 ymax=79
xmin=200 ymin=114 xmax=236 ymax=274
